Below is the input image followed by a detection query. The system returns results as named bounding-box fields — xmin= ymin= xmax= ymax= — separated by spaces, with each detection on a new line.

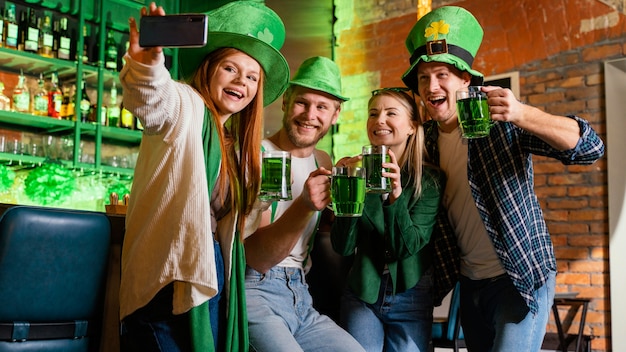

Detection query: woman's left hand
xmin=383 ymin=149 xmax=402 ymax=203
xmin=128 ymin=2 xmax=166 ymax=66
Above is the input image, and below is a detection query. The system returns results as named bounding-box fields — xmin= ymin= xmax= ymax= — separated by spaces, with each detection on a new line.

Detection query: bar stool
xmin=431 ymin=282 xmax=465 ymax=351
xmin=552 ymin=296 xmax=593 ymax=352
xmin=0 ymin=206 xmax=111 ymax=351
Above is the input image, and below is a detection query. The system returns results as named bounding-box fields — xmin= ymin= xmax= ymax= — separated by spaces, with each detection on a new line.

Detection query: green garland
xmin=0 ymin=164 xmax=15 ymax=192
xmin=24 ymin=163 xmax=76 ymax=205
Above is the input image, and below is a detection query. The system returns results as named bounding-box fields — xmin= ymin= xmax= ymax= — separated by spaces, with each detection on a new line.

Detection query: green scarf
xmin=189 ymin=109 xmax=249 ymax=351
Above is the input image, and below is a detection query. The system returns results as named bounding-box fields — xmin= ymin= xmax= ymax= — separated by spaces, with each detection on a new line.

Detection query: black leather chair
xmin=0 ymin=206 xmax=111 ymax=352
xmin=431 ymin=281 xmax=465 ymax=352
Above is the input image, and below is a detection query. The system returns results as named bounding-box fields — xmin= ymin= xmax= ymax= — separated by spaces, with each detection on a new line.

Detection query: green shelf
xmin=0 ymin=110 xmax=74 ymax=133
xmin=101 ymin=126 xmax=142 ymax=144
xmin=0 ymin=47 xmax=98 ymax=83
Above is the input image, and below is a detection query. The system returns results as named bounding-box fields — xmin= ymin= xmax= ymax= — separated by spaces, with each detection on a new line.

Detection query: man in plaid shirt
xmin=401 ymin=6 xmax=605 ymax=352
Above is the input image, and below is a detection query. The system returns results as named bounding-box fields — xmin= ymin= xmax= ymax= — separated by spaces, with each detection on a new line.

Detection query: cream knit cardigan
xmin=118 ymin=53 xmax=234 ymax=320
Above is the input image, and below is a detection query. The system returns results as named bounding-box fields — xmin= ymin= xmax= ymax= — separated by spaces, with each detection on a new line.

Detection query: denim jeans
xmin=340 ymin=268 xmax=433 ymax=352
xmin=459 ymin=270 xmax=556 ymax=352
xmin=245 ymin=266 xmax=365 ymax=352
xmin=120 ymin=240 xmax=225 ymax=352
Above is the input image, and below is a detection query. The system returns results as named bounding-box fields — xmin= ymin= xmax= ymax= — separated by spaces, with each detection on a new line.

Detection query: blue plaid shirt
xmin=426 ymin=115 xmax=605 ymax=312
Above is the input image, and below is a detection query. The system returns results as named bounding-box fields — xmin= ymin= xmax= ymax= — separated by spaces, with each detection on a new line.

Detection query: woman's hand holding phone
xmin=128 ymin=2 xmax=165 ymax=66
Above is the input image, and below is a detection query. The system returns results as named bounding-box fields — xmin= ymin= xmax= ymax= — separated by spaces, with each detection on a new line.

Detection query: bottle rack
xmin=0 ymin=44 xmax=141 ymax=176
xmin=0 ymin=0 xmax=180 ymax=177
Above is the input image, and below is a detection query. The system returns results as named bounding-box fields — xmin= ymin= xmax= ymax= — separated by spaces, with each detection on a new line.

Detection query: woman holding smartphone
xmin=331 ymin=88 xmax=442 ymax=352
xmin=118 ymin=2 xmax=289 ymax=351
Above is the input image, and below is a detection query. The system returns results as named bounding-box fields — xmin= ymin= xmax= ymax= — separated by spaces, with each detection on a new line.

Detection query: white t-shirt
xmin=262 ymin=140 xmax=319 ymax=273
xmin=437 ymin=127 xmax=505 ymax=280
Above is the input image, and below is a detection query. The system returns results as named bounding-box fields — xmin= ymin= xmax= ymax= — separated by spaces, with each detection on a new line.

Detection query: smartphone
xmin=139 ymin=14 xmax=208 ymax=48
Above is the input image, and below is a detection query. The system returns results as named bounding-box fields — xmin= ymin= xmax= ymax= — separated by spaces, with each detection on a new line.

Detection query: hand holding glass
xmin=330 ymin=166 xmax=366 ymax=217
xmin=259 ymin=150 xmax=292 ymax=201
xmin=456 ymin=86 xmax=493 ymax=138
xmin=362 ymin=145 xmax=391 ymax=193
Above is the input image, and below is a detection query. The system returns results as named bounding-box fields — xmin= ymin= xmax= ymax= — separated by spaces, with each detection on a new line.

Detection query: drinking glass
xmin=259 ymin=150 xmax=292 ymax=201
xmin=330 ymin=166 xmax=366 ymax=217
xmin=362 ymin=145 xmax=391 ymax=193
xmin=456 ymin=86 xmax=493 ymax=138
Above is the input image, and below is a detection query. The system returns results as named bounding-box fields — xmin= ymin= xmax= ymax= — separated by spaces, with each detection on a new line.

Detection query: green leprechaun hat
xmin=179 ymin=0 xmax=290 ymax=106
xmin=402 ymin=6 xmax=484 ymax=92
xmin=289 ymin=56 xmax=349 ymax=101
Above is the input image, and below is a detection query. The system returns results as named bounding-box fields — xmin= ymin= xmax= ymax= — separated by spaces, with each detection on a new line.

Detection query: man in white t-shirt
xmin=244 ymin=56 xmax=364 ymax=352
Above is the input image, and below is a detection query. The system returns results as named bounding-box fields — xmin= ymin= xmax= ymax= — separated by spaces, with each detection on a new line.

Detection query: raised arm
xmin=484 ymin=86 xmax=580 ymax=150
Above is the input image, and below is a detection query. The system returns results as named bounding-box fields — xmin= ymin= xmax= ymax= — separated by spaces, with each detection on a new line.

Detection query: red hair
xmin=189 ymin=47 xmax=265 ymax=235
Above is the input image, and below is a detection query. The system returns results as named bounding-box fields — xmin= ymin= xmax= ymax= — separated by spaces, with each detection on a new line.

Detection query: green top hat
xmin=179 ymin=0 xmax=290 ymax=106
xmin=289 ymin=56 xmax=349 ymax=102
xmin=402 ymin=6 xmax=484 ymax=92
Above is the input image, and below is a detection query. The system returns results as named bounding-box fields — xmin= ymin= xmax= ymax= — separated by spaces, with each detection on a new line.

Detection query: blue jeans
xmin=459 ymin=270 xmax=556 ymax=352
xmin=340 ymin=268 xmax=433 ymax=352
xmin=245 ymin=266 xmax=365 ymax=352
xmin=120 ymin=240 xmax=225 ymax=352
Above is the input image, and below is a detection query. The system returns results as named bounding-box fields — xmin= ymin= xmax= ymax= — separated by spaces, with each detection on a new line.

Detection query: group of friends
xmin=117 ymin=2 xmax=605 ymax=352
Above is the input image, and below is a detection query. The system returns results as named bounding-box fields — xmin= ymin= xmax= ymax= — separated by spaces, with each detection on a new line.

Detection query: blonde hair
xmin=189 ymin=47 xmax=265 ymax=235
xmin=368 ymin=89 xmax=425 ymax=197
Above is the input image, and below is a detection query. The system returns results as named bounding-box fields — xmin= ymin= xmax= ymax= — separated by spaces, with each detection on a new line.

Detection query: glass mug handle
xmin=326 ymin=174 xmax=333 ymax=211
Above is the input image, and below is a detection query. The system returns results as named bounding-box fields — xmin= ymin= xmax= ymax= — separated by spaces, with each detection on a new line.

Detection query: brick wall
xmin=333 ymin=0 xmax=623 ymax=350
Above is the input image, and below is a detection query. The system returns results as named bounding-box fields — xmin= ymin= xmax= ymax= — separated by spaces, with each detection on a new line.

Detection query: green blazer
xmin=331 ymin=166 xmax=442 ymax=304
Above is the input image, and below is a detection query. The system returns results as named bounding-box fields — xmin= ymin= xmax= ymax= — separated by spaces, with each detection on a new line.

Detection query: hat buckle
xmin=426 ymin=39 xmax=448 ymax=56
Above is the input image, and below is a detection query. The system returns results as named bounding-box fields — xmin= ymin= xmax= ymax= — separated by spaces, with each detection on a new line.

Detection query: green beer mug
xmin=362 ymin=145 xmax=391 ymax=193
xmin=456 ymin=86 xmax=494 ymax=138
xmin=260 ymin=150 xmax=292 ymax=201
xmin=330 ymin=166 xmax=366 ymax=217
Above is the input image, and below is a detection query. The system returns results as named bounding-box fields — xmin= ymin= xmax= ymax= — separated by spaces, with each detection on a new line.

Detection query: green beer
xmin=331 ymin=174 xmax=366 ymax=217
xmin=260 ymin=154 xmax=291 ymax=201
xmin=362 ymin=153 xmax=391 ymax=193
xmin=456 ymin=96 xmax=491 ymax=138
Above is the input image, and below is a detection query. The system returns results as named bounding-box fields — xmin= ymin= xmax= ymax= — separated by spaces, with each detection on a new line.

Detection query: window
xmin=484 ymin=71 xmax=520 ymax=99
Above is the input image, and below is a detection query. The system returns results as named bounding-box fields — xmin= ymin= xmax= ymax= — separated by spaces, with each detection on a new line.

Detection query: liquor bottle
xmin=60 ymin=83 xmax=75 ymax=120
xmin=0 ymin=6 xmax=5 ymax=48
xmin=81 ymin=25 xmax=90 ymax=64
xmin=78 ymin=79 xmax=91 ymax=122
xmin=47 ymin=72 xmax=62 ymax=118
xmin=4 ymin=2 xmax=18 ymax=49
xmin=57 ymin=17 xmax=71 ymax=60
xmin=0 ymin=82 xmax=11 ymax=111
xmin=89 ymin=102 xmax=106 ymax=124
xmin=51 ymin=18 xmax=59 ymax=58
xmin=17 ymin=9 xmax=26 ymax=51
xmin=24 ymin=7 xmax=39 ymax=53
xmin=135 ymin=117 xmax=143 ymax=131
xmin=39 ymin=11 xmax=53 ymax=58
xmin=32 ymin=73 xmax=49 ymax=116
xmin=121 ymin=40 xmax=130 ymax=67
xmin=12 ymin=70 xmax=30 ymax=113
xmin=107 ymin=81 xmax=120 ymax=127
xmin=104 ymin=28 xmax=118 ymax=70
xmin=120 ymin=103 xmax=134 ymax=129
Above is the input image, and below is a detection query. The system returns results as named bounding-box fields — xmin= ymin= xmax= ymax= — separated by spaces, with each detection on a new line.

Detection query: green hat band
xmin=409 ymin=39 xmax=475 ymax=69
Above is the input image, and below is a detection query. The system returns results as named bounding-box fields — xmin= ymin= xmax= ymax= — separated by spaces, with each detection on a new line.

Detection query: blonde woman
xmin=331 ymin=88 xmax=442 ymax=352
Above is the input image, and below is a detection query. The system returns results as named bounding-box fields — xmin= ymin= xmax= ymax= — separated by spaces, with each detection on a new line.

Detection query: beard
xmin=284 ymin=119 xmax=330 ymax=149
